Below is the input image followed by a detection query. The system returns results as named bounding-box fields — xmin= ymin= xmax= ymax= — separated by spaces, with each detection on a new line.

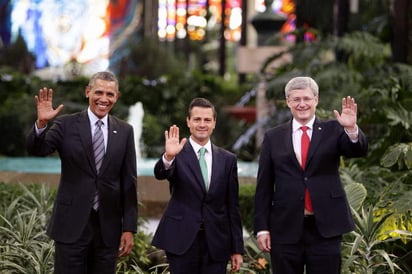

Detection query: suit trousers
xmin=54 ymin=210 xmax=118 ymax=274
xmin=166 ymin=229 xmax=227 ymax=274
xmin=270 ymin=216 xmax=342 ymax=274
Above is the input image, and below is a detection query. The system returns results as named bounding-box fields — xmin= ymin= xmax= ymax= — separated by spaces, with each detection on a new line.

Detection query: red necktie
xmin=301 ymin=126 xmax=313 ymax=212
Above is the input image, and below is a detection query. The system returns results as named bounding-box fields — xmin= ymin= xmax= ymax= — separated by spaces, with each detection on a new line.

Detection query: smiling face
xmin=186 ymin=106 xmax=216 ymax=146
xmin=286 ymin=87 xmax=318 ymax=125
xmin=85 ymin=79 xmax=119 ymax=118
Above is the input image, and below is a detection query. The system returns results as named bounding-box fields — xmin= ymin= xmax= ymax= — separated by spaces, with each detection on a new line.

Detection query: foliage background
xmin=1 ymin=0 xmax=412 ymax=272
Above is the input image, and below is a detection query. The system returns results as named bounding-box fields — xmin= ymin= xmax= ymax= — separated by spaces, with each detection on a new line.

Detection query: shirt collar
xmin=189 ymin=137 xmax=212 ymax=154
xmin=87 ymin=107 xmax=108 ymax=127
xmin=292 ymin=116 xmax=316 ymax=132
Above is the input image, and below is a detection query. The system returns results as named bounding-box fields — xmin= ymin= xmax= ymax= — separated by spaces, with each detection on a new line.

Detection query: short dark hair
xmin=88 ymin=71 xmax=119 ymax=92
xmin=187 ymin=98 xmax=216 ymax=119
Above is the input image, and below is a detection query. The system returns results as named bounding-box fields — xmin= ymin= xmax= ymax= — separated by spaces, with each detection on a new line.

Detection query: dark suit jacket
xmin=152 ymin=142 xmax=244 ymax=262
xmin=27 ymin=110 xmax=138 ymax=246
xmin=254 ymin=118 xmax=368 ymax=244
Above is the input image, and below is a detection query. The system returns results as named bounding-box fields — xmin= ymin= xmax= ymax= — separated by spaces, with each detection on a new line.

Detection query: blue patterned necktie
xmin=92 ymin=120 xmax=104 ymax=210
xmin=199 ymin=147 xmax=208 ymax=189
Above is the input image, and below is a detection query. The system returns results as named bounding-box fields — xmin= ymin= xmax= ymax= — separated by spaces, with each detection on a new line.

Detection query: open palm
xmin=164 ymin=125 xmax=187 ymax=158
xmin=333 ymin=96 xmax=357 ymax=129
xmin=35 ymin=88 xmax=64 ymax=126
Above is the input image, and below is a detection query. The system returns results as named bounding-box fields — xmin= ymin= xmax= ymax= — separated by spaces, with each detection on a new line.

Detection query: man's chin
xmin=192 ymin=135 xmax=209 ymax=143
xmin=94 ymin=107 xmax=111 ymax=117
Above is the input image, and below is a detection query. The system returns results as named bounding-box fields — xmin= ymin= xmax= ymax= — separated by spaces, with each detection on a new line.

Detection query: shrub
xmin=0 ymin=183 xmax=153 ymax=273
xmin=239 ymin=184 xmax=255 ymax=234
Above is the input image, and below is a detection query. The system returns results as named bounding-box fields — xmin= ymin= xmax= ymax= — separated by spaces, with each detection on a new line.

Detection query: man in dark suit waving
xmin=27 ymin=71 xmax=138 ymax=274
xmin=152 ymin=98 xmax=244 ymax=273
xmin=254 ymin=76 xmax=368 ymax=274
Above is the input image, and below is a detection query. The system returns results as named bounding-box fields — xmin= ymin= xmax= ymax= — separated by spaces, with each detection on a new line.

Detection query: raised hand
xmin=34 ymin=87 xmax=64 ymax=128
xmin=333 ymin=96 xmax=357 ymax=131
xmin=164 ymin=125 xmax=187 ymax=161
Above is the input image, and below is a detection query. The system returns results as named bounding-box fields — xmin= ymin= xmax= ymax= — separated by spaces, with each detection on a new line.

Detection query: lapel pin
xmin=318 ymin=127 xmax=322 ymax=131
xmin=113 ymin=130 xmax=118 ymax=134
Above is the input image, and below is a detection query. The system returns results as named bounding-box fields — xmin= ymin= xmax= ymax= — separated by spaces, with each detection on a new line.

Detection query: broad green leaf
xmin=345 ymin=183 xmax=367 ymax=211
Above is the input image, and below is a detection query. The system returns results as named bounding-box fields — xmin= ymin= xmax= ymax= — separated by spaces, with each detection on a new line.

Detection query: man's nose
xmin=199 ymin=120 xmax=208 ymax=126
xmin=99 ymin=93 xmax=109 ymax=101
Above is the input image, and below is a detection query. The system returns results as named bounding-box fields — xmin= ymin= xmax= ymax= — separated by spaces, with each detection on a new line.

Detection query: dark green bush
xmin=0 ymin=182 xmax=153 ymax=273
xmin=239 ymin=184 xmax=256 ymax=234
xmin=0 ymin=68 xmax=249 ymax=158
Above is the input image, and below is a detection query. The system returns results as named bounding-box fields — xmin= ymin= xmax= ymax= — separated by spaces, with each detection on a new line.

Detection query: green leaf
xmin=345 ymin=183 xmax=367 ymax=211
xmin=404 ymin=145 xmax=412 ymax=170
xmin=381 ymin=144 xmax=405 ymax=168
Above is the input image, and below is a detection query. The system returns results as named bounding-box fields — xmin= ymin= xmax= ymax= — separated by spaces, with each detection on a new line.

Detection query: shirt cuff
xmin=344 ymin=125 xmax=359 ymax=143
xmin=34 ymin=123 xmax=47 ymax=136
xmin=162 ymin=153 xmax=175 ymax=169
xmin=256 ymin=230 xmax=270 ymax=237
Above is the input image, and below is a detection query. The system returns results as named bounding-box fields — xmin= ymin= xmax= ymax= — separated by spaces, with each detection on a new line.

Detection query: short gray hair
xmin=284 ymin=76 xmax=319 ymax=98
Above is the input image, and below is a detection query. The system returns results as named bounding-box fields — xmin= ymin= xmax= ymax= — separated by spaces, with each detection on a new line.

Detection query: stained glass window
xmin=158 ymin=0 xmax=242 ymax=42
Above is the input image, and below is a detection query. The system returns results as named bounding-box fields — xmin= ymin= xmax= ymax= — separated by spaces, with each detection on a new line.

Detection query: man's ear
xmin=85 ymin=86 xmax=90 ymax=98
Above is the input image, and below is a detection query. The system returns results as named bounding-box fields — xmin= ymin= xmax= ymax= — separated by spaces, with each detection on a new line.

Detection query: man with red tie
xmin=254 ymin=76 xmax=368 ymax=274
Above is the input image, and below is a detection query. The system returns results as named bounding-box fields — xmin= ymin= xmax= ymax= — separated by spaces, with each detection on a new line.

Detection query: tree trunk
xmin=334 ymin=0 xmax=349 ymax=37
xmin=390 ymin=0 xmax=410 ymax=63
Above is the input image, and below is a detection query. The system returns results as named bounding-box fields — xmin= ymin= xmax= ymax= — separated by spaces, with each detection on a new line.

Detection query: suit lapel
xmin=284 ymin=119 xmax=324 ymax=170
xmin=284 ymin=122 xmax=301 ymax=169
xmin=77 ymin=111 xmax=96 ymax=173
xmin=99 ymin=115 xmax=117 ymax=175
xmin=182 ymin=142 xmax=208 ymax=193
xmin=306 ymin=119 xmax=323 ymax=168
xmin=78 ymin=113 xmax=121 ymax=175
xmin=209 ymin=144 xmax=221 ymax=193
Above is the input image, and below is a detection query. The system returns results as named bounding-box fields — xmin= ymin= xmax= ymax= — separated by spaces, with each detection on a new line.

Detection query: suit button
xmin=304 ymin=177 xmax=308 ymax=181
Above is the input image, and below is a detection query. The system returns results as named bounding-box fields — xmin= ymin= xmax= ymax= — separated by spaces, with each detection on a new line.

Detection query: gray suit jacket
xmin=27 ymin=110 xmax=138 ymax=246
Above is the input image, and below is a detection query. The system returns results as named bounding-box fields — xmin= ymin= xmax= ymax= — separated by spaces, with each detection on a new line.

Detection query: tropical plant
xmin=148 ymin=262 xmax=170 ymax=274
xmin=239 ymin=236 xmax=271 ymax=274
xmin=342 ymin=206 xmax=412 ymax=274
xmin=238 ymin=184 xmax=256 ymax=233
xmin=0 ymin=183 xmax=154 ymax=274
xmin=341 ymin=167 xmax=368 ymax=212
xmin=116 ymin=227 xmax=156 ymax=274
xmin=0 ymin=184 xmax=55 ymax=273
